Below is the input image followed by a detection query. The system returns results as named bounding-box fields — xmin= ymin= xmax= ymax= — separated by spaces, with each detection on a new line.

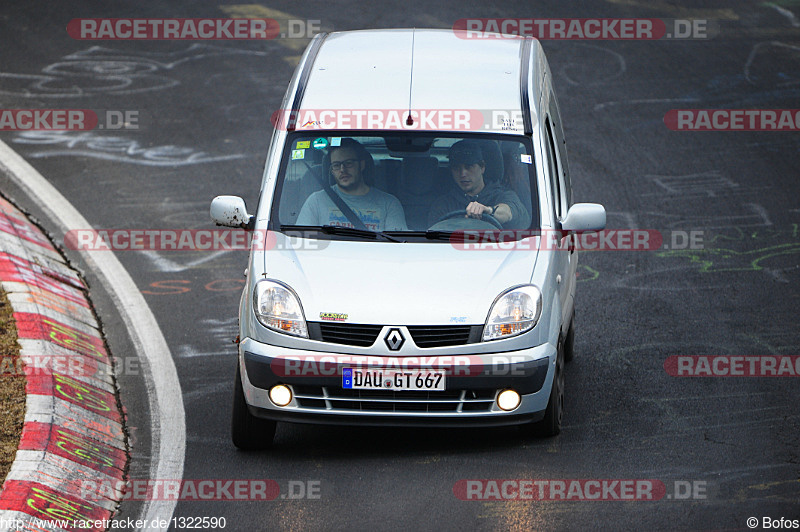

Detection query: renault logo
xmin=384 ymin=328 xmax=405 ymax=351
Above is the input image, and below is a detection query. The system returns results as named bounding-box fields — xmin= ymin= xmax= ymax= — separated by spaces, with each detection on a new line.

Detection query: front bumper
xmin=238 ymin=337 xmax=556 ymax=427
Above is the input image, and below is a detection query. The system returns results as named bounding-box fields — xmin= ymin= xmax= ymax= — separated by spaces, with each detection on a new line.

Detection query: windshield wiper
xmin=280 ymin=225 xmax=404 ymax=243
xmin=424 ymin=230 xmax=457 ymax=241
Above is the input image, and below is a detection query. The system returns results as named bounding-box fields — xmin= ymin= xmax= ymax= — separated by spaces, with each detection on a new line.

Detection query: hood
xmin=260 ymin=233 xmax=537 ymax=325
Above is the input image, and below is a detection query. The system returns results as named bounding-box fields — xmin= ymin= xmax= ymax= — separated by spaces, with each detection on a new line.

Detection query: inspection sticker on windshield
xmin=296 ymin=140 xmax=311 ymax=149
xmin=291 ymin=149 xmax=305 ymax=160
xmin=342 ymin=368 xmax=446 ymax=391
xmin=312 ymin=137 xmax=328 ymax=149
xmin=521 ymin=154 xmax=532 ymax=164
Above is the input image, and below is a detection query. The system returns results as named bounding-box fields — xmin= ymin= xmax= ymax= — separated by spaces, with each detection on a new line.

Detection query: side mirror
xmin=210 ymin=195 xmax=251 ymax=228
xmin=561 ymin=203 xmax=606 ymax=232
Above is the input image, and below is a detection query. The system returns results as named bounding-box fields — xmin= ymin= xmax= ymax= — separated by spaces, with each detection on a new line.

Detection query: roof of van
xmin=292 ymin=29 xmax=540 ymax=135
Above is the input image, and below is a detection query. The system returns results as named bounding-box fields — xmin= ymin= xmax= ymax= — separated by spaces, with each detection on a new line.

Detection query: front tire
xmin=563 ymin=313 xmax=576 ymax=363
xmin=231 ymin=364 xmax=277 ymax=450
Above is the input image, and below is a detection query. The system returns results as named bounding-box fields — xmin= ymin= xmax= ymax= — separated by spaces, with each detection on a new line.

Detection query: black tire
xmin=231 ymin=364 xmax=277 ymax=450
xmin=520 ymin=338 xmax=564 ymax=438
xmin=563 ymin=313 xmax=576 ymax=363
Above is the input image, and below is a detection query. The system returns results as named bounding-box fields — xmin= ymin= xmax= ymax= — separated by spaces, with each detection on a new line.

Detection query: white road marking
xmin=139 ymin=249 xmax=231 ymax=272
xmin=0 ymin=139 xmax=185 ymax=532
xmin=765 ymin=3 xmax=800 ymax=27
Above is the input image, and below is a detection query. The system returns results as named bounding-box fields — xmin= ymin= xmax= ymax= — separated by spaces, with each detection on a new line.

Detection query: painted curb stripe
xmin=24 ymin=374 xmax=120 ymax=421
xmin=0 ymin=138 xmax=184 ymax=531
xmin=17 ymin=339 xmax=114 ymax=387
xmin=7 ymin=293 xmax=97 ymax=331
xmin=18 ymin=423 xmax=126 ymax=479
xmin=0 ymin=252 xmax=85 ymax=291
xmin=0 ymin=208 xmax=53 ymax=250
xmin=0 ymin=480 xmax=108 ymax=530
xmin=14 ymin=313 xmax=106 ymax=360
xmin=24 ymin=395 xmax=125 ymax=448
xmin=0 ymin=199 xmax=126 ymax=530
xmin=6 ymin=452 xmax=123 ymax=513
xmin=0 ymin=265 xmax=88 ymax=308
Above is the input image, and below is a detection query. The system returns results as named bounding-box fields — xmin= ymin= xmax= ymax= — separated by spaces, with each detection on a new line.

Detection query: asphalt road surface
xmin=1 ymin=1 xmax=798 ymax=530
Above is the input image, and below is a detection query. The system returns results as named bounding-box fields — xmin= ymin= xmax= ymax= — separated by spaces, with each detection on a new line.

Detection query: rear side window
xmin=544 ymin=119 xmax=564 ymax=220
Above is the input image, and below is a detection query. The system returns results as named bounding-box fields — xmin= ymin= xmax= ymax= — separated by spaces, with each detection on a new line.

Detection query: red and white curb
xmin=0 ymin=196 xmax=127 ymax=531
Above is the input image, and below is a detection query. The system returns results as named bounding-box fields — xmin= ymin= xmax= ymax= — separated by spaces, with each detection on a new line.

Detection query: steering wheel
xmin=434 ymin=210 xmax=503 ymax=230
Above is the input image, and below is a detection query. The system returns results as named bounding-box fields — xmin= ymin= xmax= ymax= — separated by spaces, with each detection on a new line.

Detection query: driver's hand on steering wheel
xmin=466 ymin=201 xmax=490 ymax=219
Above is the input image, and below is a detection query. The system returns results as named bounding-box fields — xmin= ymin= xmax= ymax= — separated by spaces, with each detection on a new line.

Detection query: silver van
xmin=211 ymin=29 xmax=606 ymax=449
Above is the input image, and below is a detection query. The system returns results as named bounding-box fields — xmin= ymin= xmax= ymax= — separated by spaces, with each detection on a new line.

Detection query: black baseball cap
xmin=448 ymin=140 xmax=484 ymax=166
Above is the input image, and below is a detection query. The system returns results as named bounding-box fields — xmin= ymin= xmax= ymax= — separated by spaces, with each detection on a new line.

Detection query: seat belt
xmin=302 ymin=161 xmax=369 ymax=231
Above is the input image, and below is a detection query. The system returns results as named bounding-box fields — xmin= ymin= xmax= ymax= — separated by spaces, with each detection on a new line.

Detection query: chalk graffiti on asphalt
xmin=12 ymin=131 xmax=244 ymax=166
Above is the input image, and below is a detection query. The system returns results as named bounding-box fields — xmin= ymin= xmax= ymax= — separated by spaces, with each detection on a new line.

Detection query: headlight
xmin=253 ymin=280 xmax=308 ymax=337
xmin=483 ymin=285 xmax=542 ymax=341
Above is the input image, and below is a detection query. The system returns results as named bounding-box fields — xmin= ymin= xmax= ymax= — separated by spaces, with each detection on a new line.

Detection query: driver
xmin=428 ymin=140 xmax=529 ymax=228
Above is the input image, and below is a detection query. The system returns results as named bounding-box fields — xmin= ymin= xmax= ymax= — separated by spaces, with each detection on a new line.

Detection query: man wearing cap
xmin=428 ymin=140 xmax=529 ymax=228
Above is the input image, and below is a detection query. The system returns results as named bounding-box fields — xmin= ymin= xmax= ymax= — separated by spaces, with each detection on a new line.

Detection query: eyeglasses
xmin=330 ymin=159 xmax=359 ymax=172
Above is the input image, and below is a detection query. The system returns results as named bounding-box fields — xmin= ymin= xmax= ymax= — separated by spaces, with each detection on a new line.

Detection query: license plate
xmin=342 ymin=368 xmax=446 ymax=391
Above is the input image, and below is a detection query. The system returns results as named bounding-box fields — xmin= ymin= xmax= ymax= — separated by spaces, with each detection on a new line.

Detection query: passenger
xmin=296 ymin=138 xmax=408 ymax=231
xmin=428 ymin=140 xmax=529 ymax=228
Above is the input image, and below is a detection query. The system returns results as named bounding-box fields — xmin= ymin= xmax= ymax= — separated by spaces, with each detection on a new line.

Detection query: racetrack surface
xmin=0 ymin=1 xmax=798 ymax=530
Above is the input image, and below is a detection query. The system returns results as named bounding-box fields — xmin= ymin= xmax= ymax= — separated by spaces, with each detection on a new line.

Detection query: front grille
xmin=407 ymin=325 xmax=481 ymax=347
xmin=292 ymin=385 xmax=496 ymax=413
xmin=307 ymin=322 xmax=482 ymax=348
xmin=311 ymin=322 xmax=383 ymax=347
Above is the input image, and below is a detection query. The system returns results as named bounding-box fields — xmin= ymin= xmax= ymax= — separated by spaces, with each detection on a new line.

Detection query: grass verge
xmin=0 ymin=287 xmax=25 ymax=488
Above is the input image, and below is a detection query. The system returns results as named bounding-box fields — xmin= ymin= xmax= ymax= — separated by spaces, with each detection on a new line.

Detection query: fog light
xmin=497 ymin=389 xmax=521 ymax=411
xmin=269 ymin=384 xmax=292 ymax=407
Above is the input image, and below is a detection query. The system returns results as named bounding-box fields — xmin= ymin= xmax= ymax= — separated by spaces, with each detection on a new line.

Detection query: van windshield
xmin=271 ymin=133 xmax=538 ymax=240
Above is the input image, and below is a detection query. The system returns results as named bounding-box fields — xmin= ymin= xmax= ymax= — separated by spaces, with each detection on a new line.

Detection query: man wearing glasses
xmin=296 ymin=138 xmax=407 ymax=231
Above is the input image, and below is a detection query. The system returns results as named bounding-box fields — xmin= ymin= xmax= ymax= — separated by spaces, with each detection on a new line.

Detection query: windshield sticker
xmin=296 ymin=140 xmax=311 ymax=149
xmin=291 ymin=149 xmax=305 ymax=160
xmin=330 ymin=137 xmax=341 ymax=147
xmin=320 ymin=312 xmax=348 ymax=322
xmin=521 ymin=154 xmax=532 ymax=164
xmin=312 ymin=137 xmax=329 ymax=149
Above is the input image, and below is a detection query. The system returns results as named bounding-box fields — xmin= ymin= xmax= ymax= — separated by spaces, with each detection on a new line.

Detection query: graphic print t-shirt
xmin=296 ymin=185 xmax=408 ymax=231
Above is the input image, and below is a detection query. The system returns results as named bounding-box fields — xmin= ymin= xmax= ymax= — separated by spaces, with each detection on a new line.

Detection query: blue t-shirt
xmin=296 ymin=185 xmax=408 ymax=231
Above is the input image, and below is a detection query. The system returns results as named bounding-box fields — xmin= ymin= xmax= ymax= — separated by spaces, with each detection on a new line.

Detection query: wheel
xmin=231 ymin=363 xmax=277 ymax=450
xmin=520 ymin=338 xmax=564 ymax=437
xmin=563 ymin=313 xmax=575 ymax=363
xmin=433 ymin=209 xmax=504 ymax=229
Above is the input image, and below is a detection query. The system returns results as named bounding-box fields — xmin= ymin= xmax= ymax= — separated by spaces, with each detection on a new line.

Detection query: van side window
xmin=548 ymin=98 xmax=572 ymax=210
xmin=544 ymin=119 xmax=564 ymax=220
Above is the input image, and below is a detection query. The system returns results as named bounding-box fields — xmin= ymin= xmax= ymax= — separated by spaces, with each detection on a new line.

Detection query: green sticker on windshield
xmin=312 ymin=137 xmax=328 ymax=149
